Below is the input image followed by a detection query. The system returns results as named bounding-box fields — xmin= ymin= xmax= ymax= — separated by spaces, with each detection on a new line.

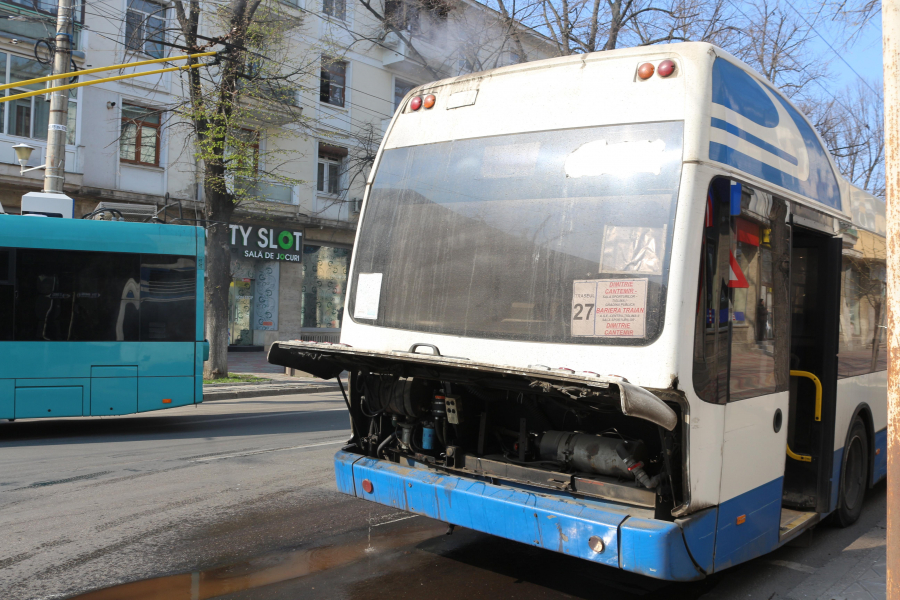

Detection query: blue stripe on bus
xmin=713 ymin=477 xmax=783 ymax=571
xmin=619 ymin=517 xmax=704 ymax=580
xmin=680 ymin=506 xmax=718 ymax=574
xmin=336 ymin=451 xmax=712 ymax=581
xmin=711 ymin=118 xmax=799 ymax=165
xmin=344 ymin=452 xmax=627 ymax=569
xmin=873 ymin=428 xmax=887 ymax=484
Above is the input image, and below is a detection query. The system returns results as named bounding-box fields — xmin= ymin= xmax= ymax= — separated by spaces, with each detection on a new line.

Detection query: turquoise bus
xmin=0 ymin=215 xmax=207 ymax=420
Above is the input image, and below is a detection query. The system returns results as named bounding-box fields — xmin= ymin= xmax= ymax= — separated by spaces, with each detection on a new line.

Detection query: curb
xmin=202 ymin=384 xmax=340 ymax=401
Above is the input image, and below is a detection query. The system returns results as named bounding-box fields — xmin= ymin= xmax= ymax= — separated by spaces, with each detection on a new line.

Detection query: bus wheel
xmin=834 ymin=419 xmax=868 ymax=527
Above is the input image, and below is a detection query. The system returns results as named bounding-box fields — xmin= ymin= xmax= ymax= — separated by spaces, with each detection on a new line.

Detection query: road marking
xmin=768 ymin=559 xmax=816 ymax=574
xmin=192 ymin=439 xmax=347 ymax=462
xmin=371 ymin=515 xmax=419 ymax=527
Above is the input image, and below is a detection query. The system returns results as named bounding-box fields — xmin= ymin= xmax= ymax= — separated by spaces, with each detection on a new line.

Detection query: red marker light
xmin=637 ymin=63 xmax=655 ymax=80
xmin=362 ymin=479 xmax=374 ymax=493
xmin=657 ymin=60 xmax=676 ymax=77
xmin=410 ymin=96 xmax=423 ymax=111
xmin=423 ymin=94 xmax=436 ymax=109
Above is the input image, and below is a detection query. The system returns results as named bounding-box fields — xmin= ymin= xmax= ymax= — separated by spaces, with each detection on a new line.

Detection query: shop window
xmin=323 ymin=0 xmax=346 ymax=20
xmin=692 ymin=178 xmax=790 ymax=403
xmin=838 ymin=230 xmax=887 ymax=377
xmin=320 ymin=58 xmax=346 ymax=107
xmin=301 ymin=245 xmax=350 ymax=328
xmin=126 ymin=0 xmax=165 ymax=58
xmin=394 ymin=78 xmax=415 ymax=111
xmin=140 ymin=255 xmax=196 ymax=341
xmin=120 ymin=103 xmax=161 ymax=166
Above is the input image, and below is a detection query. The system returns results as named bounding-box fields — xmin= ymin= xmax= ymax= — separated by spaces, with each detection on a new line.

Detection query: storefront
xmin=228 ymin=222 xmax=352 ymax=350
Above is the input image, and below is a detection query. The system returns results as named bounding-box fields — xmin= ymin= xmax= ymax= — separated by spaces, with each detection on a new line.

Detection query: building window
xmin=504 ymin=50 xmax=520 ymax=66
xmin=320 ymin=58 xmax=346 ymax=107
xmin=231 ymin=128 xmax=260 ymax=174
xmin=323 ymin=0 xmax=346 ymax=20
xmin=394 ymin=78 xmax=415 ymax=111
xmin=0 ymin=53 xmax=78 ymax=145
xmin=120 ymin=103 xmax=161 ymax=166
xmin=125 ymin=0 xmax=165 ymax=59
xmin=317 ymin=156 xmax=341 ymax=195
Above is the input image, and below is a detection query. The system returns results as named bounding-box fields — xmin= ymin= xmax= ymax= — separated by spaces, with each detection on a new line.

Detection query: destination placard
xmin=571 ymin=279 xmax=648 ymax=338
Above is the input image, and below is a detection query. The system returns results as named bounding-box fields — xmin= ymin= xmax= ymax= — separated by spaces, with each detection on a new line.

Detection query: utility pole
xmin=43 ymin=0 xmax=73 ymax=194
xmin=884 ymin=0 xmax=900 ymax=596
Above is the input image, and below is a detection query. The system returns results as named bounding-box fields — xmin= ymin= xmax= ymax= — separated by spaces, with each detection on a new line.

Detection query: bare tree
xmin=168 ymin=0 xmax=316 ymax=378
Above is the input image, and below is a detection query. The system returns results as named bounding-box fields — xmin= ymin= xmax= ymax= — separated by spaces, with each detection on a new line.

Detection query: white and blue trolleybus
xmin=268 ymin=42 xmax=888 ymax=580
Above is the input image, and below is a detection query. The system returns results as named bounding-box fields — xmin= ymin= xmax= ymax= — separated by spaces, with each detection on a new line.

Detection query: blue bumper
xmin=334 ymin=450 xmax=708 ymax=581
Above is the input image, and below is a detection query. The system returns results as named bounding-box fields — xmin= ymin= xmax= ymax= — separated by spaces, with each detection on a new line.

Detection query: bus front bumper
xmin=334 ymin=450 xmax=708 ymax=581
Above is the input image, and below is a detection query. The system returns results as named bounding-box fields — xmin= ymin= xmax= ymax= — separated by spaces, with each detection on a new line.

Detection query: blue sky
xmin=797 ymin=3 xmax=883 ymax=90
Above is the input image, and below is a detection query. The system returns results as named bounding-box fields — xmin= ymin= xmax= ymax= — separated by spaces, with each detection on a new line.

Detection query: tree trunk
xmin=203 ymin=183 xmax=236 ymax=380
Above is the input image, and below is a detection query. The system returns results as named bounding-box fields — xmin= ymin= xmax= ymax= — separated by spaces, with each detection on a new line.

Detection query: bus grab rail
xmin=789 ymin=370 xmax=822 ymax=421
xmin=785 ymin=370 xmax=823 ymax=463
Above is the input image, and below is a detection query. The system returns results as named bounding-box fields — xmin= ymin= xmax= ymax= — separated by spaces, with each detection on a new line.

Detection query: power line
xmin=780 ymin=0 xmax=880 ymax=96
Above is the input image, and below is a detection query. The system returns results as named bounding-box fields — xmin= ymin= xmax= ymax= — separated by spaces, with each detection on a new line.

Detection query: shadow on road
xmin=0 ymin=401 xmax=348 ymax=448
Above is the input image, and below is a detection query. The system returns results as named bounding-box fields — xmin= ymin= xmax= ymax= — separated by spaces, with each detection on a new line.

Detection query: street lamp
xmin=12 ymin=143 xmax=46 ymax=175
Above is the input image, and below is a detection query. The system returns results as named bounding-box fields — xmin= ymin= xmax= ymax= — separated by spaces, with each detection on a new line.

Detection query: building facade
xmin=0 ymin=0 xmax=552 ymax=350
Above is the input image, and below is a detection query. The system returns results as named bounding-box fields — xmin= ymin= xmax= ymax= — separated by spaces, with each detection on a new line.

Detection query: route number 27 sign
xmin=571 ymin=279 xmax=648 ymax=338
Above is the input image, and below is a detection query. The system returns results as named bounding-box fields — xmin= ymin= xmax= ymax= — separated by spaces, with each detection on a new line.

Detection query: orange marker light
xmin=637 ymin=63 xmax=655 ymax=80
xmin=423 ymin=94 xmax=436 ymax=109
xmin=736 ymin=515 xmax=746 ymax=525
xmin=162 ymin=399 xmax=172 ymax=404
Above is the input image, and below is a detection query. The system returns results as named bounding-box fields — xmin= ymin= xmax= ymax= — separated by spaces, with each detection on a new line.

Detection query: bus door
xmin=782 ymin=225 xmax=842 ymax=526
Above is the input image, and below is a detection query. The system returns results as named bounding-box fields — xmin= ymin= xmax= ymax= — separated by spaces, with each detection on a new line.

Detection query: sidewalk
xmin=202 ymin=350 xmax=344 ymax=401
xmin=781 ymin=520 xmax=887 ymax=600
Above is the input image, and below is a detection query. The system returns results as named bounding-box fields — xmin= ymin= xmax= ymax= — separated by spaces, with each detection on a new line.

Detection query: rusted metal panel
xmin=883 ymin=0 xmax=899 ymax=595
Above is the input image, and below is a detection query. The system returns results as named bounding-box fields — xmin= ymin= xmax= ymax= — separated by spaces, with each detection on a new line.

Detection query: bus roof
xmin=0 ymin=216 xmax=202 ymax=255
xmin=390 ymin=41 xmax=883 ymax=236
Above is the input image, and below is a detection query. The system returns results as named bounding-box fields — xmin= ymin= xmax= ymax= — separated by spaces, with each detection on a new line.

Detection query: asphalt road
xmin=0 ymin=392 xmax=887 ymax=600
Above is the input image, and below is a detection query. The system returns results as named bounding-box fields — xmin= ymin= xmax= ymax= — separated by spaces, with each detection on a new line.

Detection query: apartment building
xmin=0 ymin=0 xmax=553 ymax=350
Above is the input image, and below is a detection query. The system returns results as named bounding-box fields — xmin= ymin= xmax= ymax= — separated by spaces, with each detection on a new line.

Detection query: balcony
xmin=235 ymin=179 xmax=295 ymax=205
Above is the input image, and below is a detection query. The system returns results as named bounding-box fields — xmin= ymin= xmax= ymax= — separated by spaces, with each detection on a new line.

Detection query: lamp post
xmin=11 ymin=143 xmax=45 ymax=175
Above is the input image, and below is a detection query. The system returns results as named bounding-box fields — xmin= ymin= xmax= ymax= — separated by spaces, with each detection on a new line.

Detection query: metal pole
xmin=43 ymin=0 xmax=73 ymax=194
xmin=884 ymin=0 xmax=900 ymax=595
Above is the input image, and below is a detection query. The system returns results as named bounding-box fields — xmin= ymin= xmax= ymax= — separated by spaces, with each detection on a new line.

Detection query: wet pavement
xmin=0 ymin=391 xmax=888 ymax=600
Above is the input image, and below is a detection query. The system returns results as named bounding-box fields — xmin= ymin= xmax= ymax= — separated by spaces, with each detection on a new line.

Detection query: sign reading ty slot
xmin=571 ymin=279 xmax=648 ymax=338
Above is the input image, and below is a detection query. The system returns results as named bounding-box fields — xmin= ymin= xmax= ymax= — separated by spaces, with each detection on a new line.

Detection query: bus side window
xmin=140 ymin=255 xmax=196 ymax=341
xmin=692 ymin=178 xmax=731 ymax=404
xmin=729 ymin=191 xmax=790 ymax=400
xmin=838 ymin=230 xmax=887 ymax=377
xmin=693 ymin=179 xmax=790 ymax=403
xmin=0 ymin=250 xmax=12 ymax=341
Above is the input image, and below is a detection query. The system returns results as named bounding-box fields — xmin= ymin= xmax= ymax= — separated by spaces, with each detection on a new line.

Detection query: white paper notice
xmin=571 ymin=279 xmax=648 ymax=338
xmin=354 ymin=273 xmax=383 ymax=320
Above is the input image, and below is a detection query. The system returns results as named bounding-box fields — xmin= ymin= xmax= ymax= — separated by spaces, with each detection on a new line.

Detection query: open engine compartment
xmin=267 ymin=341 xmax=689 ymax=519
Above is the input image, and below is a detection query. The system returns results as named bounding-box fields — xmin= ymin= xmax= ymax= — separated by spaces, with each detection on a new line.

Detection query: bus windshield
xmin=349 ymin=121 xmax=684 ymax=345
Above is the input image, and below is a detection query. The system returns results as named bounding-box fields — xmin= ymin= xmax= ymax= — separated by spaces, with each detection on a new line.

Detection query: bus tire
xmin=834 ymin=418 xmax=868 ymax=527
